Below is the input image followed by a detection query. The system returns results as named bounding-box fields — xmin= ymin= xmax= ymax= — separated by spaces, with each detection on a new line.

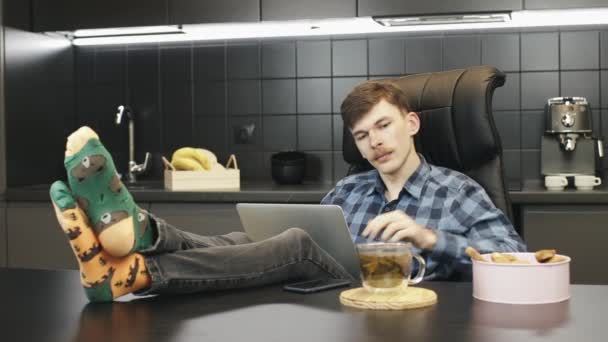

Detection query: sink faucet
xmin=115 ymin=105 xmax=151 ymax=183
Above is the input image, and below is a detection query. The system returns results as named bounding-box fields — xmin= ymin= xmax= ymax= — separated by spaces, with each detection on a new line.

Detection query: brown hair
xmin=340 ymin=80 xmax=412 ymax=129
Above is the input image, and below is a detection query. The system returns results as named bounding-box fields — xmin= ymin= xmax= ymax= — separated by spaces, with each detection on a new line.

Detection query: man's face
xmin=350 ymin=99 xmax=419 ymax=177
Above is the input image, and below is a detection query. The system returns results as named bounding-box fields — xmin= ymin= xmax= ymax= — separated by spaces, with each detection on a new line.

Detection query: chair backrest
xmin=342 ymin=66 xmax=513 ymax=222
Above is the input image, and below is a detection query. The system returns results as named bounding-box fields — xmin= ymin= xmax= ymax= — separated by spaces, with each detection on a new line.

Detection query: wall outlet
xmin=233 ymin=123 xmax=256 ymax=144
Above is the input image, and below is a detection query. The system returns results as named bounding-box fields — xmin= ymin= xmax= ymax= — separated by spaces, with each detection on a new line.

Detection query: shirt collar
xmin=366 ymin=154 xmax=430 ymax=200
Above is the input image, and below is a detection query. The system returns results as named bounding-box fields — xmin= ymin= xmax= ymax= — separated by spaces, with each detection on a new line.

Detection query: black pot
xmin=271 ymin=151 xmax=306 ymax=184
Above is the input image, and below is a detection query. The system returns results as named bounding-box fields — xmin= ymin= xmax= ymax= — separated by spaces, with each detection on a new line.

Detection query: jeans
xmin=138 ymin=214 xmax=354 ymax=295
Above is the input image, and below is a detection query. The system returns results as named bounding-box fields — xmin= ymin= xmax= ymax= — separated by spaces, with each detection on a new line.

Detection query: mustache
xmin=371 ymin=149 xmax=392 ymax=160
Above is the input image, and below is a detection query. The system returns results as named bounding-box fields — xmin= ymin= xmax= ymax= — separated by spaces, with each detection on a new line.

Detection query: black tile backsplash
xmin=502 ymin=150 xmax=521 ymax=186
xmin=493 ymin=111 xmax=521 ymax=150
xmin=193 ymin=45 xmax=225 ymax=81
xmin=522 ymin=150 xmax=542 ymax=180
xmin=263 ymin=115 xmax=297 ymax=151
xmin=332 ymin=40 xmax=368 ymax=76
xmin=296 ymin=40 xmax=331 ymax=77
xmin=521 ymin=72 xmax=559 ymax=110
xmin=262 ymin=79 xmax=297 ymax=114
xmin=521 ymin=111 xmax=545 ymax=150
xmin=405 ymin=37 xmax=443 ymax=74
xmin=297 ymin=115 xmax=333 ymax=151
xmin=95 ymin=48 xmax=126 ymax=85
xmin=262 ymin=41 xmax=296 ymax=78
xmin=368 ymin=38 xmax=405 ymax=76
xmin=521 ymin=33 xmax=559 ymax=71
xmin=297 ymin=78 xmax=332 ymax=114
xmin=560 ymin=71 xmax=600 ymax=109
xmin=161 ymin=81 xmax=193 ymax=116
xmin=481 ymin=34 xmax=520 ymax=73
xmin=443 ymin=36 xmax=481 ymax=70
xmin=76 ymin=48 xmax=96 ymax=85
xmin=7 ymin=28 xmax=608 ymax=188
xmin=227 ymin=80 xmax=261 ymax=115
xmin=128 ymin=47 xmax=159 ymax=83
xmin=602 ymin=70 xmax=608 ymax=108
xmin=560 ymin=31 xmax=599 ymax=70
xmin=227 ymin=44 xmax=260 ymax=79
xmin=602 ymin=31 xmax=608 ymax=69
xmin=160 ymin=46 xmax=192 ymax=82
xmin=194 ymin=116 xmax=228 ymax=162
xmin=194 ymin=81 xmax=226 ymax=116
xmin=332 ymin=114 xmax=344 ymax=151
xmin=304 ymin=152 xmax=333 ymax=182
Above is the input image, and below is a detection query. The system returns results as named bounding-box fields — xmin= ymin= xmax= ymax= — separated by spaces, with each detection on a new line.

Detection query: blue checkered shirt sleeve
xmin=427 ymin=181 xmax=526 ymax=279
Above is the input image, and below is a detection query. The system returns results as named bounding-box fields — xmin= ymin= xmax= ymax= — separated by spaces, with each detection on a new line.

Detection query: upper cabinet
xmin=358 ymin=0 xmax=522 ymax=17
xmin=32 ymin=0 xmax=168 ymax=31
xmin=169 ymin=0 xmax=260 ymax=24
xmin=32 ymin=0 xmax=608 ymax=32
xmin=525 ymin=0 xmax=608 ymax=9
xmin=261 ymin=0 xmax=356 ymax=21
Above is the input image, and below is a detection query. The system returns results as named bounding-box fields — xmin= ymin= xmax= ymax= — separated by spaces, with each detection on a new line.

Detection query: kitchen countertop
xmin=5 ymin=180 xmax=608 ymax=204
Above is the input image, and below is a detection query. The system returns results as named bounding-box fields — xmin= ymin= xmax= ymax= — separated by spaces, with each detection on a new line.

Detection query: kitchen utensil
xmin=544 ymin=175 xmax=568 ymax=191
xmin=574 ymin=175 xmax=601 ymax=190
xmin=271 ymin=151 xmax=306 ymax=184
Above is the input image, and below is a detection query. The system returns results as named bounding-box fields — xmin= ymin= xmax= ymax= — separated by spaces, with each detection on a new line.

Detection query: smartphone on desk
xmin=283 ymin=278 xmax=351 ymax=294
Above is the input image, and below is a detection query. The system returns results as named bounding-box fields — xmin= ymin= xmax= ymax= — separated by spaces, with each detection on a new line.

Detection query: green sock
xmin=64 ymin=138 xmax=155 ymax=257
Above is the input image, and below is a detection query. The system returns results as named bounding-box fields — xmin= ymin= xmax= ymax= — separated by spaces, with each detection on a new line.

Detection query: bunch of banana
xmin=171 ymin=147 xmax=218 ymax=171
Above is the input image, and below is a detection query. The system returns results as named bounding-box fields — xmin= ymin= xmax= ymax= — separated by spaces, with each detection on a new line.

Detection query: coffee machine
xmin=541 ymin=97 xmax=604 ymax=177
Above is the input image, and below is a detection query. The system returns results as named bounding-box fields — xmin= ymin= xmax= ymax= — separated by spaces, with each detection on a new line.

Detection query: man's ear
xmin=405 ymin=111 xmax=420 ymax=136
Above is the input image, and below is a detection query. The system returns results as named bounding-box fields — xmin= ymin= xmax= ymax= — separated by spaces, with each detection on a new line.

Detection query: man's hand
xmin=361 ymin=210 xmax=438 ymax=251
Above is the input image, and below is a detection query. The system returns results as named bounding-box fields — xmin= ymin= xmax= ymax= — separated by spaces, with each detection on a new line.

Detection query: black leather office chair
xmin=342 ymin=66 xmax=513 ymax=223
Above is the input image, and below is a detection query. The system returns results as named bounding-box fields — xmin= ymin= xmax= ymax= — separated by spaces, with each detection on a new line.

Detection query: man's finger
xmin=362 ymin=211 xmax=402 ymax=237
xmin=389 ymin=229 xmax=414 ymax=243
xmin=380 ymin=221 xmax=403 ymax=241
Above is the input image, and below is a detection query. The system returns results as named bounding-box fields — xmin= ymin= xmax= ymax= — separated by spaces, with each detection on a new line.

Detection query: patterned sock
xmin=50 ymin=181 xmax=151 ymax=302
xmin=63 ymin=126 xmax=155 ymax=257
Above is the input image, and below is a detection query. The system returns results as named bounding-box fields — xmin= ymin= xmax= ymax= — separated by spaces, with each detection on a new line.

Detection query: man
xmin=322 ymin=81 xmax=525 ymax=280
xmin=50 ymin=80 xmax=524 ymax=302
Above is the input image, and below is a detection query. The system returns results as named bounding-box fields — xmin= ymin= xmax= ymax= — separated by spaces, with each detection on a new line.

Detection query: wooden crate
xmin=164 ymin=155 xmax=240 ymax=191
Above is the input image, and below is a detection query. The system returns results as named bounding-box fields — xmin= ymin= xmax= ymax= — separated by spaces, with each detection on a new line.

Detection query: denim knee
xmin=281 ymin=227 xmax=314 ymax=253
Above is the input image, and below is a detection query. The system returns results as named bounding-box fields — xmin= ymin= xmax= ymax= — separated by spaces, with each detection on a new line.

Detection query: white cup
xmin=545 ymin=176 xmax=568 ymax=191
xmin=574 ymin=175 xmax=602 ymax=191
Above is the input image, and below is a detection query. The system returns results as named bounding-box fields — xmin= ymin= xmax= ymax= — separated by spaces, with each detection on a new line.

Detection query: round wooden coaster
xmin=340 ymin=286 xmax=438 ymax=310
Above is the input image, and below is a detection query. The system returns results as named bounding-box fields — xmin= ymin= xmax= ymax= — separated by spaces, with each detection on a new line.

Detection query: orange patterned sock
xmin=51 ymin=181 xmax=151 ymax=302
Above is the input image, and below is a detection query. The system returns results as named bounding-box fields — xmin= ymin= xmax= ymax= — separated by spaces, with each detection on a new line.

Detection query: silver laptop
xmin=235 ymin=203 xmax=360 ymax=279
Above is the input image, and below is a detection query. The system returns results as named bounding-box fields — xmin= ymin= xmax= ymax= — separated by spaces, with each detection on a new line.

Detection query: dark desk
xmin=1 ymin=268 xmax=606 ymax=342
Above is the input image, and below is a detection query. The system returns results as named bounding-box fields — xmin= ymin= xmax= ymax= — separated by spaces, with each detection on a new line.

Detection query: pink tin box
xmin=472 ymin=252 xmax=571 ymax=304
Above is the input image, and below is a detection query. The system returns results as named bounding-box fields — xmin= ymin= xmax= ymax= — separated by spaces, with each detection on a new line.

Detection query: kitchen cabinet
xmin=523 ymin=205 xmax=608 ymax=284
xmin=0 ymin=202 xmax=6 ymax=267
xmin=358 ymin=0 xmax=522 ymax=17
xmin=6 ymin=202 xmax=77 ymax=269
xmin=261 ymin=0 xmax=355 ymax=21
xmin=32 ymin=0 xmax=168 ymax=32
xmin=525 ymin=0 xmax=608 ymax=10
xmin=148 ymin=203 xmax=244 ymax=236
xmin=169 ymin=0 xmax=260 ymax=24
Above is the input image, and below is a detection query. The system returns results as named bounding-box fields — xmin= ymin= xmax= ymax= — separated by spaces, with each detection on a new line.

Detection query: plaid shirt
xmin=321 ymin=156 xmax=526 ymax=280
